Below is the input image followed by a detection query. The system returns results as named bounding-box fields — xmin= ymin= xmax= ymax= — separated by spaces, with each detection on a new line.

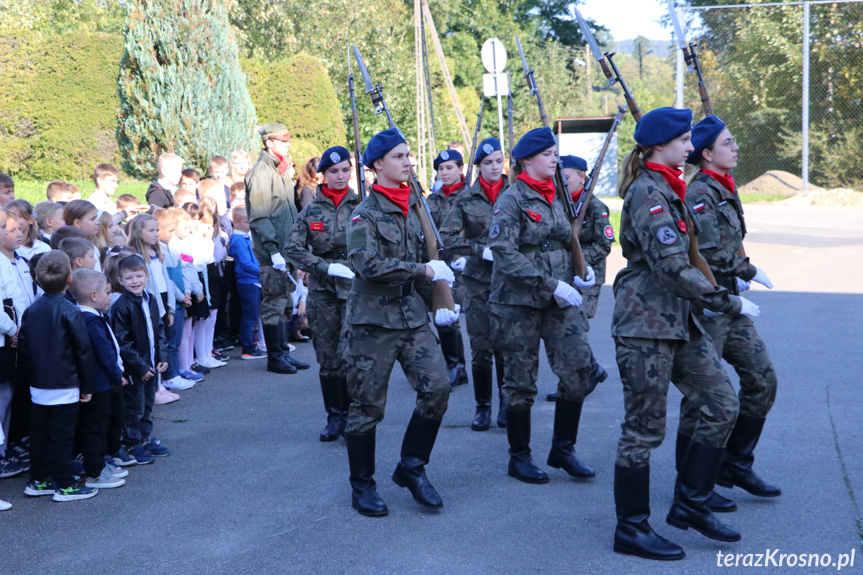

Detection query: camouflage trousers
xmin=615 ymin=326 xmax=740 ymax=469
xmin=307 ymin=291 xmax=348 ymax=377
xmin=343 ymin=323 xmax=451 ymax=434
xmin=489 ymin=302 xmax=592 ymax=411
xmin=678 ymin=314 xmax=778 ymax=436
xmin=578 ymin=284 xmax=602 ymax=320
xmin=259 ymin=265 xmax=297 ymax=327
xmin=462 ymin=276 xmax=495 ymax=369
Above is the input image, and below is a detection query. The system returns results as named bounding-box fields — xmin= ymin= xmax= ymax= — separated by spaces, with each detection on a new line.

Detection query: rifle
xmin=573 ymin=106 xmax=626 ymax=234
xmin=347 ymin=44 xmax=366 ymax=200
xmin=604 ymin=52 xmax=642 ymax=121
xmin=572 ymin=7 xmax=617 ymax=88
xmin=667 ymin=0 xmax=713 ymax=116
xmin=464 ymin=99 xmax=484 ymax=186
xmin=506 ymin=71 xmax=515 ymax=184
xmin=515 ymin=35 xmax=588 ymax=281
xmin=352 ymin=45 xmax=455 ymax=312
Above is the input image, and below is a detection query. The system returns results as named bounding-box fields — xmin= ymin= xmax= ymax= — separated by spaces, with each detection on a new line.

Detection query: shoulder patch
xmin=649 ymin=204 xmax=664 ymax=215
xmin=525 ymin=209 xmax=542 ymax=223
xmin=493 ymin=208 xmax=500 ymax=216
xmin=351 ymin=215 xmax=361 ymax=222
xmin=489 ymin=223 xmax=501 ymax=239
xmin=693 ymin=202 xmax=705 ymax=212
xmin=603 ymin=224 xmax=614 ymax=240
xmin=601 ymin=211 xmax=609 ymax=218
xmin=656 ymin=226 xmax=678 ymax=245
xmin=718 ymin=200 xmax=728 ymax=207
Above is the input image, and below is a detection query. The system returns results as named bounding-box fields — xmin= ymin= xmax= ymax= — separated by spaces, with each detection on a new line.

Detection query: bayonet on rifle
xmin=572 ymin=6 xmax=616 ymax=87
xmin=666 ymin=0 xmax=713 ymax=116
xmin=464 ymin=100 xmax=483 ymax=186
xmin=348 ymin=44 xmax=367 ymax=200
xmin=507 ymin=71 xmax=515 ymax=183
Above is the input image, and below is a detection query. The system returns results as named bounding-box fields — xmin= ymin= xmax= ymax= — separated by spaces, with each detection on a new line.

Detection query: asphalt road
xmin=2 ymin=203 xmax=861 ymax=574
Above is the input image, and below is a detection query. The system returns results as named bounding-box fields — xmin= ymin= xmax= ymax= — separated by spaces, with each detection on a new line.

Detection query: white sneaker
xmin=287 ymin=343 xmax=297 ymax=352
xmin=85 ymin=467 xmax=126 ymax=489
xmin=0 ymin=499 xmax=11 ymax=511
xmin=104 ymin=460 xmax=129 ymax=479
xmin=163 ymin=375 xmax=196 ymax=391
xmin=197 ymin=357 xmax=226 ymax=369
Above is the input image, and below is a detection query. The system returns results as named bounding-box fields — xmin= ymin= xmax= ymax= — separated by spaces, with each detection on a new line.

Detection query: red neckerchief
xmin=372 ymin=183 xmax=411 ymax=217
xmin=645 ymin=162 xmax=686 ymax=202
xmin=440 ymin=175 xmax=465 ymax=198
xmin=702 ymin=169 xmax=736 ymax=195
xmin=320 ymin=185 xmax=348 ymax=208
xmin=571 ymin=187 xmax=584 ymax=202
xmin=272 ymin=152 xmax=290 ymax=176
xmin=479 ymin=175 xmax=504 ymax=204
xmin=516 ymin=172 xmax=556 ymax=205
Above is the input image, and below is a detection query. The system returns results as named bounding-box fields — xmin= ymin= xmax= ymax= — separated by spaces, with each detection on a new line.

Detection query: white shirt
xmin=0 ymin=254 xmax=25 ymax=346
xmin=17 ymin=241 xmax=49 ymax=261
xmin=87 ymin=190 xmax=118 ymax=215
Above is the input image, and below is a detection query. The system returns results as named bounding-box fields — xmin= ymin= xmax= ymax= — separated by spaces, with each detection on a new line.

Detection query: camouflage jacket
xmin=346 ymin=189 xmax=433 ymax=329
xmin=611 ymin=168 xmax=742 ymax=341
xmin=426 ymin=183 xmax=466 ymax=228
xmin=246 ymin=150 xmax=298 ymax=267
xmin=685 ymin=173 xmax=757 ymax=296
xmin=578 ymin=194 xmax=614 ymax=286
xmin=487 ymin=179 xmax=574 ymax=309
xmin=439 ymin=180 xmax=507 ymax=284
xmin=286 ymin=185 xmax=360 ymax=299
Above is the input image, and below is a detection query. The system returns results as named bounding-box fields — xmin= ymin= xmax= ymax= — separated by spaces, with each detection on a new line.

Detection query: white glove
xmin=451 ymin=257 xmax=467 ymax=271
xmin=736 ymin=277 xmax=751 ymax=292
xmin=271 ymin=253 xmax=287 ymax=271
xmin=703 ymin=309 xmax=723 ymax=317
xmin=553 ymin=280 xmax=583 ymax=307
xmin=573 ymin=266 xmax=596 ymax=289
xmin=482 ymin=247 xmax=494 ymax=262
xmin=739 ymin=296 xmax=761 ymax=318
xmin=327 ymin=263 xmax=355 ymax=279
xmin=427 ymin=260 xmax=455 ymax=284
xmin=752 ymin=267 xmax=773 ymax=289
xmin=434 ymin=304 xmax=461 ymax=326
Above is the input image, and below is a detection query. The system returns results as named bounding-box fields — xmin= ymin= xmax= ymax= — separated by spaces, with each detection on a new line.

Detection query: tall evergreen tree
xmin=117 ymin=0 xmax=257 ymax=178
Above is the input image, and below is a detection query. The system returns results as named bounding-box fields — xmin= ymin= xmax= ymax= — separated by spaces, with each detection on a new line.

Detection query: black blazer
xmin=110 ymin=290 xmax=167 ymax=381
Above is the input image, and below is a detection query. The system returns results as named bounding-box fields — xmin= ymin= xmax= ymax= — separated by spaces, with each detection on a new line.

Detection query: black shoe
xmin=320 ymin=375 xmax=345 ymax=442
xmin=506 ymin=409 xmax=548 ymax=484
xmin=263 ymin=325 xmax=296 ymax=374
xmin=494 ymin=353 xmax=507 ymax=428
xmin=547 ymin=399 xmax=595 ymax=479
xmin=717 ymin=415 xmax=781 ymax=497
xmin=546 ymin=391 xmax=558 ymax=402
xmin=586 ymin=356 xmax=608 ymax=395
xmin=391 ymin=412 xmax=444 ymax=508
xmin=453 ymin=330 xmax=469 ymax=387
xmin=438 ymin=326 xmax=465 ymax=387
xmin=471 ymin=366 xmax=493 ymax=432
xmin=614 ymin=465 xmax=686 ymax=561
xmin=345 ymin=431 xmax=388 ymax=517
xmin=284 ymin=355 xmax=310 ymax=370
xmin=191 ymin=363 xmax=211 ymax=375
xmin=667 ymin=440 xmax=741 ymax=542
xmin=472 ymin=405 xmax=491 ymax=431
xmin=676 ymin=432 xmax=737 ymax=513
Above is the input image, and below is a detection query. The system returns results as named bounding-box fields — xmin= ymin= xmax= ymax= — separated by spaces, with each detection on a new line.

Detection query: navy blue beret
xmin=433 ymin=149 xmax=463 ymax=171
xmin=317 ymin=146 xmax=351 ymax=173
xmin=512 ymin=127 xmax=557 ymax=160
xmin=686 ymin=116 xmax=727 ymax=165
xmin=362 ymin=128 xmax=406 ymax=167
xmin=473 ymin=138 xmax=502 ymax=164
xmin=634 ymin=107 xmax=694 ymax=147
xmin=560 ymin=155 xmax=588 ymax=171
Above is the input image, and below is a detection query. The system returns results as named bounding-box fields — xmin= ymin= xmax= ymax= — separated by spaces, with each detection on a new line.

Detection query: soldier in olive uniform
xmin=486 ymin=127 xmax=597 ymax=485
xmin=286 ymin=146 xmax=360 ymax=442
xmin=546 ymin=155 xmax=613 ymax=402
xmin=440 ymin=138 xmax=508 ymax=431
xmin=343 ymin=128 xmax=458 ymax=517
xmin=245 ymin=123 xmax=310 ymax=375
xmin=427 ymin=149 xmax=469 ymax=388
xmin=678 ymin=116 xmax=779 ymax=510
xmin=610 ymin=108 xmax=762 ymax=561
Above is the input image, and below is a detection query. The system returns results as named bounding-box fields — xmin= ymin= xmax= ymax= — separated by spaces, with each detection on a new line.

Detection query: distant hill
xmin=613 ymin=38 xmax=672 ymax=59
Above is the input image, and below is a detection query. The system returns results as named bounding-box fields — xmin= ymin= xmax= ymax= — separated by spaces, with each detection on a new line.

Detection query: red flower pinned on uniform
xmin=677 ymin=218 xmax=688 ymax=234
xmin=525 ymin=209 xmax=542 ymax=223
xmin=310 ymin=222 xmax=325 ymax=231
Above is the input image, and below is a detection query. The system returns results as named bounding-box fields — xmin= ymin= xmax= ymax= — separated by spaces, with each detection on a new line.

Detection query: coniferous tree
xmin=117 ymin=0 xmax=257 ymax=178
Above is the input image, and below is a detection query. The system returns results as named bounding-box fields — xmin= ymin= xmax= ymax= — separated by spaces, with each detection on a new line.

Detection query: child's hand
xmin=80 ymin=394 xmax=92 ymax=403
xmin=196 ymin=293 xmax=204 ymax=302
xmin=10 ymin=329 xmax=18 ymax=348
xmin=141 ymin=368 xmax=155 ymax=381
xmin=297 ymin=301 xmax=306 ymax=317
xmin=121 ymin=376 xmax=129 ymax=387
xmin=156 ymin=362 xmax=168 ymax=374
xmin=183 ymin=294 xmax=192 ymax=307
xmin=166 ymin=313 xmax=174 ymax=327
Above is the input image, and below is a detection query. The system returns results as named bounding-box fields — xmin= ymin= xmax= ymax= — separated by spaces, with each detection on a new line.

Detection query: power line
xmin=682 ymin=0 xmax=863 ymax=12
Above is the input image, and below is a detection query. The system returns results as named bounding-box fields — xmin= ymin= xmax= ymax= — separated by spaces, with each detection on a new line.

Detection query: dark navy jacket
xmin=81 ymin=309 xmax=124 ymax=393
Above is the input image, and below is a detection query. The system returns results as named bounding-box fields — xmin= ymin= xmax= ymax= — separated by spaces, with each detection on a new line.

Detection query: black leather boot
xmin=546 ymin=384 xmax=559 ymax=402
xmin=264 ymin=325 xmax=296 ymax=374
xmin=438 ymin=326 xmax=463 ymax=387
xmin=586 ymin=354 xmax=608 ymax=395
xmin=392 ymin=412 xmax=444 ymax=508
xmin=319 ymin=375 xmax=343 ymax=442
xmin=494 ymin=353 xmax=506 ymax=428
xmin=676 ymin=432 xmax=737 ymax=513
xmin=717 ymin=415 xmax=781 ymax=497
xmin=547 ymin=399 xmax=595 ymax=478
xmin=471 ymin=365 xmax=493 ymax=431
xmin=337 ymin=376 xmax=350 ymax=437
xmin=454 ymin=330 xmax=469 ymax=387
xmin=506 ymin=409 xmax=548 ymax=484
xmin=614 ymin=465 xmax=685 ymax=561
xmin=279 ymin=320 xmax=310 ymax=370
xmin=345 ymin=430 xmax=388 ymax=517
xmin=666 ymin=440 xmax=742 ymax=542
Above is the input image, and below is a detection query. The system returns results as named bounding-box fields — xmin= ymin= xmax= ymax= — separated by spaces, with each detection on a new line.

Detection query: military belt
xmin=518 ymin=240 xmax=567 ymax=254
xmin=626 ymin=261 xmax=651 ymax=272
xmin=352 ymin=278 xmax=414 ymax=298
xmin=319 ymin=249 xmax=348 ymax=261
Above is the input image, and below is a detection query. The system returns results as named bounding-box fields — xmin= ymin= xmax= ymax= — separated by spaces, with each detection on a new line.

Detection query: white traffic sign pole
xmin=481 ymin=38 xmax=508 ymax=155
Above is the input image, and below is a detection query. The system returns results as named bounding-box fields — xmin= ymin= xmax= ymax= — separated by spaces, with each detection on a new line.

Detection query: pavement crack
xmin=826 ymin=384 xmax=863 ymax=551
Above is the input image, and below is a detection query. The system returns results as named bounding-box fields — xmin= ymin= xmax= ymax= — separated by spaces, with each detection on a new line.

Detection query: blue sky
xmin=579 ymin=0 xmax=670 ymax=41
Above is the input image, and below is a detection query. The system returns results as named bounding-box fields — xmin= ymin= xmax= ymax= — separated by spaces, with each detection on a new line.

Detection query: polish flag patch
xmin=493 ymin=208 xmax=500 ymax=216
xmin=601 ymin=211 xmax=609 ymax=218
xmin=310 ymin=222 xmax=325 ymax=231
xmin=525 ymin=209 xmax=542 ymax=223
xmin=649 ymin=204 xmax=664 ymax=215
xmin=693 ymin=202 xmax=705 ymax=212
xmin=351 ymin=215 xmax=361 ymax=222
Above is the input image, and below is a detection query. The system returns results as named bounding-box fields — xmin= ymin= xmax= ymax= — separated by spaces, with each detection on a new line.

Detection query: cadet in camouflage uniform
xmin=440 ymin=138 xmax=508 ymax=431
xmin=427 ymin=149 xmax=469 ymax=388
xmin=286 ymin=146 xmax=360 ymax=442
xmin=342 ymin=128 xmax=457 ymax=517
xmin=610 ymin=108 xmax=763 ymax=561
xmin=678 ymin=116 xmax=780 ymax=510
xmin=245 ymin=123 xmax=310 ymax=375
xmin=546 ymin=155 xmax=613 ymax=402
xmin=486 ymin=127 xmax=597 ymax=485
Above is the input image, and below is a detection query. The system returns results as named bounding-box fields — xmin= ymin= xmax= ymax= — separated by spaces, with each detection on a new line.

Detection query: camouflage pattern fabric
xmin=611 ymin=169 xmax=741 ymax=342
xmin=489 ymin=301 xmax=592 ymax=410
xmin=259 ymin=265 xmax=296 ymax=326
xmin=462 ymin=276 xmax=494 ymax=368
xmin=307 ymin=291 xmax=348 ymax=377
xmin=615 ymin=327 xmax=739 ymax=468
xmin=343 ymin=324 xmax=451 ymax=434
xmin=285 ymin=185 xmax=360 ymax=300
xmin=577 ymin=195 xmax=614 ymax=319
xmin=426 ymin=184 xmax=465 ymax=228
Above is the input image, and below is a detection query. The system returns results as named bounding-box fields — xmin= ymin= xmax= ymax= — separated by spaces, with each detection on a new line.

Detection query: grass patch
xmin=607 ymin=210 xmax=622 ymax=245
xmin=739 ymin=193 xmax=793 ymax=204
xmin=10 ymin=179 xmax=150 ymax=207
